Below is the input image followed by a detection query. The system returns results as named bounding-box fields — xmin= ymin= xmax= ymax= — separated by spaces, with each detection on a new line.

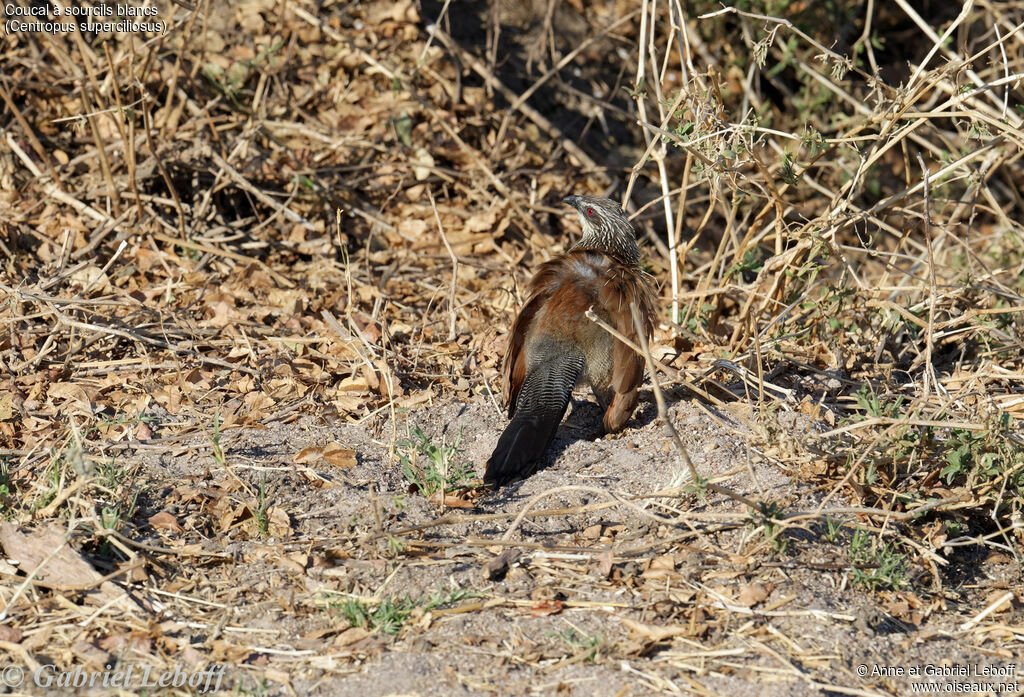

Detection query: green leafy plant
xmin=95 ymin=457 xmax=127 ymax=491
xmin=550 ymin=628 xmax=602 ymax=662
xmin=398 ymin=427 xmax=474 ymax=498
xmin=757 ymin=500 xmax=790 ymax=554
xmin=940 ymin=415 xmax=1024 ymax=490
xmin=823 ymin=517 xmax=844 ymax=543
xmin=849 ymin=528 xmax=907 ymax=590
xmin=0 ymin=458 xmax=13 ymax=514
xmin=854 ymin=384 xmax=904 ymax=419
xmin=334 ymin=584 xmax=478 ymax=636
xmin=780 ymin=152 xmax=801 ymax=185
xmin=728 ymin=248 xmax=765 ymax=280
xmin=386 ymin=535 xmax=405 ymax=556
xmin=422 ymin=586 xmax=479 ymax=612
xmin=209 ymin=412 xmax=226 ymax=466
xmin=253 ymin=479 xmax=271 ymax=538
xmin=340 ymin=596 xmax=417 ymax=635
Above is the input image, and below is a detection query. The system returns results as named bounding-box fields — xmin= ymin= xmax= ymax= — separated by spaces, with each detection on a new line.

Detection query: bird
xmin=484 ymin=195 xmax=657 ymax=485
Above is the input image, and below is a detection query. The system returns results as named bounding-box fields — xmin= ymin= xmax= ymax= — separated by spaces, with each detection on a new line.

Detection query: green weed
xmin=849 ymin=528 xmax=908 ymax=590
xmin=334 ymin=584 xmax=479 ymax=636
xmin=550 ymin=627 xmax=602 ymax=662
xmin=398 ymin=427 xmax=474 ymax=498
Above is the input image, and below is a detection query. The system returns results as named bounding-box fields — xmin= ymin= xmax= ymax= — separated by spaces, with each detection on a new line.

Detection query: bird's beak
xmin=562 ymin=195 xmax=580 ymax=209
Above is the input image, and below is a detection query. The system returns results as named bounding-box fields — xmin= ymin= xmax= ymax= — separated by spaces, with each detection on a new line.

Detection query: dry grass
xmin=1 ymin=0 xmax=1023 ymax=694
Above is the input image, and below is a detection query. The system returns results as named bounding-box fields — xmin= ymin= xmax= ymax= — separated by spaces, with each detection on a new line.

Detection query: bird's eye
xmin=586 ymin=207 xmax=595 ymax=216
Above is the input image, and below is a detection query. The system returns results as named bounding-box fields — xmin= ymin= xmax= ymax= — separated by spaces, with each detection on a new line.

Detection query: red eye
xmin=586 ymin=207 xmax=595 ymax=216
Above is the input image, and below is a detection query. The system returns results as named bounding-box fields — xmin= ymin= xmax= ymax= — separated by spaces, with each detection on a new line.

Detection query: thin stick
xmin=140 ymin=85 xmax=187 ymax=237
xmin=628 ymin=0 xmax=681 ymax=327
xmin=627 ymin=302 xmax=760 ymax=511
xmin=629 ymin=302 xmax=696 ymax=485
xmin=915 ymin=152 xmax=938 ymax=400
xmin=501 ymin=485 xmax=681 ymax=542
xmin=0 ymin=80 xmax=63 ymax=188
xmin=4 ymin=134 xmax=107 ymax=224
xmin=79 ymin=240 xmax=127 ymax=297
xmin=0 ymin=523 xmax=80 ymax=621
xmin=427 ymin=189 xmax=458 ymax=341
xmin=583 ymin=307 xmax=725 ymax=406
xmin=960 ymin=591 xmax=1014 ymax=631
xmin=205 ymin=146 xmax=315 ymax=230
xmin=430 ymin=27 xmax=609 ymax=183
xmin=488 ymin=10 xmax=640 ymax=162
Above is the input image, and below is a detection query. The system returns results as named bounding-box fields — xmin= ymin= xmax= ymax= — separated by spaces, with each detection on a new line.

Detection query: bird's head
xmin=562 ymin=195 xmax=640 ymax=264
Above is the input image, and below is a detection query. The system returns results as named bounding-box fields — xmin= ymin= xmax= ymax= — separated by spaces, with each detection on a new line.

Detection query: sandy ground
xmin=119 ymin=391 xmax=1022 ymax=697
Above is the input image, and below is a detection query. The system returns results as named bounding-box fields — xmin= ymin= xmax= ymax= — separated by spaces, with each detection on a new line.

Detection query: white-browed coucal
xmin=484 ymin=195 xmax=656 ymax=485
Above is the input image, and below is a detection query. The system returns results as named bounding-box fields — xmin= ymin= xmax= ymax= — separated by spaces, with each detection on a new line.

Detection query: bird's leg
xmin=560 ymin=392 xmax=593 ymax=431
xmin=602 ymin=388 xmax=639 ymax=434
xmin=593 ymin=385 xmax=633 ymax=438
xmin=590 ymin=386 xmax=613 ymax=412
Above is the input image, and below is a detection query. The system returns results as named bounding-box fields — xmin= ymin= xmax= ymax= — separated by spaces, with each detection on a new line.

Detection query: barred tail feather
xmin=485 ymin=350 xmax=584 ymax=485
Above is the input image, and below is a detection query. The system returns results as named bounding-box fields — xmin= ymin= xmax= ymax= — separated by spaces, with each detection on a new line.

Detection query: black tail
xmin=485 ymin=350 xmax=584 ymax=485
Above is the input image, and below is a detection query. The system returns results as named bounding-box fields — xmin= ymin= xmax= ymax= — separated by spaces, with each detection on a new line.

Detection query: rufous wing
xmin=596 ymin=265 xmax=656 ymax=431
xmin=500 ymin=258 xmax=577 ymax=417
